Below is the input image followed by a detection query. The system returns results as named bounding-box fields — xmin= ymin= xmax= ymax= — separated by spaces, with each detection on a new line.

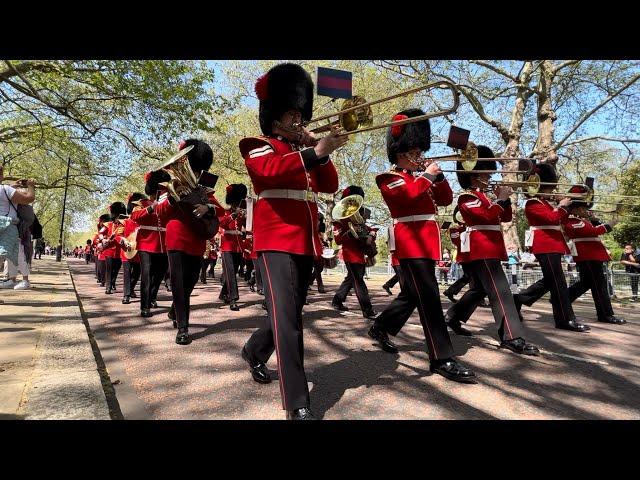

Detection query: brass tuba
xmin=332 ymin=194 xmax=377 ymax=265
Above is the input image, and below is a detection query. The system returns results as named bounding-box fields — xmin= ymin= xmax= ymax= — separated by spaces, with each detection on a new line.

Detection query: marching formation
xmin=87 ymin=63 xmax=628 ymax=420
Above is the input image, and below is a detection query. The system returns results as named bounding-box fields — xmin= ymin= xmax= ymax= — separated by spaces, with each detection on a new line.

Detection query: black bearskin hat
xmin=225 ymin=184 xmax=248 ymax=205
xmin=342 ymin=185 xmax=365 ymax=199
xmin=179 ymin=138 xmax=213 ymax=174
xmin=531 ymin=162 xmax=558 ymax=184
xmin=126 ymin=192 xmax=147 ymax=215
xmin=144 ymin=169 xmax=171 ymax=196
xmin=386 ymin=108 xmax=431 ymax=164
xmin=86 ymin=239 xmax=92 ymax=246
xmin=457 ymin=145 xmax=497 ymax=189
xmin=255 ymin=63 xmax=314 ymax=136
xmin=566 ymin=184 xmax=592 ymax=209
xmin=109 ymin=202 xmax=127 ymax=220
xmin=98 ymin=213 xmax=111 ymax=227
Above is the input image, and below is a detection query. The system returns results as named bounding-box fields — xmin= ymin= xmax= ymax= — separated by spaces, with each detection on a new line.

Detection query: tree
xmin=374 ymin=60 xmax=640 ymax=249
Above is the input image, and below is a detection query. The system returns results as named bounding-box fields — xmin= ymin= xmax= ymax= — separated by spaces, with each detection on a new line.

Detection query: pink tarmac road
xmin=68 ymin=258 xmax=640 ymax=420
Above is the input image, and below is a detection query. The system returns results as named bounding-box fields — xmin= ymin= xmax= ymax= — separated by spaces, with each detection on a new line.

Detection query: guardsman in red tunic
xmin=146 ymin=139 xmax=221 ymax=345
xmin=331 ymin=185 xmax=377 ymax=318
xmin=381 ymin=226 xmax=403 ymax=295
xmin=442 ymin=206 xmax=471 ymax=304
xmin=513 ymin=164 xmax=590 ymax=332
xmin=116 ymin=193 xmax=146 ymax=305
xmin=442 ymin=206 xmax=474 ymax=336
xmin=84 ymin=239 xmax=92 ymax=264
xmin=308 ymin=212 xmax=327 ymax=293
xmin=369 ymin=108 xmax=477 ymax=383
xmin=218 ymin=184 xmax=247 ymax=311
xmin=103 ymin=202 xmax=127 ymax=295
xmin=563 ymin=185 xmax=626 ymax=325
xmin=239 ymin=63 xmax=345 ymax=420
xmin=444 ymin=147 xmax=539 ymax=358
xmin=130 ymin=171 xmax=170 ymax=318
xmin=93 ymin=214 xmax=110 ymax=286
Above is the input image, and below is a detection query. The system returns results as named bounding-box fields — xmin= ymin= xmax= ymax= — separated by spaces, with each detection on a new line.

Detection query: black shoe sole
xmin=499 ymin=343 xmax=541 ymax=356
xmin=430 ymin=368 xmax=477 ymax=384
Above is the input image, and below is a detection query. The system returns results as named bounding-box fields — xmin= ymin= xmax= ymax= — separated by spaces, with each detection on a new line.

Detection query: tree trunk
xmin=501 ymin=62 xmax=534 ymax=252
xmin=532 ymin=60 xmax=559 ymax=166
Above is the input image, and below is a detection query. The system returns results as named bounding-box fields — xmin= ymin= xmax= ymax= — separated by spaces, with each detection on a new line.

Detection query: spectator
xmin=507 ymin=245 xmax=519 ymax=287
xmin=438 ymin=248 xmax=452 ymax=285
xmin=520 ymin=247 xmax=537 ymax=270
xmin=0 ymin=167 xmax=36 ymax=290
xmin=620 ymin=243 xmax=640 ymax=302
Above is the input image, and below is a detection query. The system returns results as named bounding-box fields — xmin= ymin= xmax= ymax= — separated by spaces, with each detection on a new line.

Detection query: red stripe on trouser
xmin=406 ymin=263 xmax=439 ymax=359
xmin=262 ymin=255 xmax=287 ymax=410
xmin=482 ymin=260 xmax=513 ymax=339
xmin=544 ymin=255 xmax=569 ymax=324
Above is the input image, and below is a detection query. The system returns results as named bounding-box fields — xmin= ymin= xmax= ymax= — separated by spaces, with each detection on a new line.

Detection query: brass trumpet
xmin=298 ymin=80 xmax=460 ymax=137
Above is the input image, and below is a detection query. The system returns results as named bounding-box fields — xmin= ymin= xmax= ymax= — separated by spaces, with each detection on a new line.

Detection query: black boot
xmin=368 ymin=323 xmax=398 ymax=353
xmin=241 ymin=347 xmax=271 ymax=384
xmin=286 ymin=408 xmax=316 ymax=420
xmin=176 ymin=328 xmax=191 ymax=345
xmin=230 ymin=300 xmax=240 ymax=311
xmin=500 ymin=337 xmax=540 ymax=355
xmin=150 ymin=301 xmax=158 ymax=308
xmin=430 ymin=359 xmax=477 ymax=383
xmin=105 ymin=288 xmax=113 ymax=295
xmin=446 ymin=315 xmax=473 ymax=336
xmin=599 ymin=316 xmax=627 ymax=325
xmin=140 ymin=308 xmax=152 ymax=318
xmin=556 ymin=320 xmax=591 ymax=332
xmin=122 ymin=296 xmax=131 ymax=304
xmin=363 ymin=309 xmax=379 ymax=320
xmin=332 ymin=298 xmax=349 ymax=311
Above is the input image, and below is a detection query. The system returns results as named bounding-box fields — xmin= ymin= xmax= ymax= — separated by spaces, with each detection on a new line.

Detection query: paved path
xmin=0 ymin=257 xmax=111 ymax=419
xmin=68 ymin=257 xmax=640 ymax=420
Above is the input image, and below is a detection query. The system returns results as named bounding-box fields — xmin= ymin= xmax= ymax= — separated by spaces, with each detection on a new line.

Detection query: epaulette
xmin=239 ymin=136 xmax=276 ymax=158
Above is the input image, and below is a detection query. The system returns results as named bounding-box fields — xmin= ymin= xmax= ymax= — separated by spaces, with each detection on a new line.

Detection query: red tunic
xmin=241 ymin=237 xmax=253 ymax=260
xmin=115 ymin=218 xmax=140 ymax=263
xmin=101 ymin=221 xmax=124 ymax=259
xmin=458 ymin=189 xmax=511 ymax=262
xmin=333 ymin=220 xmax=372 ymax=264
xmin=240 ymin=136 xmax=339 ymax=256
xmin=220 ymin=211 xmax=245 ymax=254
xmin=129 ymin=199 xmax=167 ymax=254
xmin=449 ymin=225 xmax=469 ymax=264
xmin=376 ymin=169 xmax=452 ymax=260
xmin=562 ymin=216 xmax=611 ymax=262
xmin=391 ymin=251 xmax=400 ymax=267
xmin=524 ymin=198 xmax=569 ymax=254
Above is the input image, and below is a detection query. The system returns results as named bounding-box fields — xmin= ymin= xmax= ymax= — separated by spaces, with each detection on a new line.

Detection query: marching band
xmin=82 ymin=62 xmax=629 ymax=420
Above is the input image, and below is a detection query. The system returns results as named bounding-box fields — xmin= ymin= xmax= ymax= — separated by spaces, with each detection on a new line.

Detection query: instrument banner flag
xmin=317 ymin=67 xmax=353 ymax=99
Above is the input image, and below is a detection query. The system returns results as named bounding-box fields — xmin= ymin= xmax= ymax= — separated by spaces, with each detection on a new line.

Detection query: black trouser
xmin=376 ymin=259 xmax=454 ymax=362
xmin=631 ymin=273 xmax=639 ymax=297
xmin=97 ymin=259 xmax=106 ymax=284
xmin=383 ymin=267 xmax=400 ymax=290
xmin=308 ymin=259 xmax=325 ymax=291
xmin=85 ymin=253 xmax=90 ymax=265
xmin=333 ymin=262 xmax=373 ymax=314
xmin=252 ymin=259 xmax=262 ymax=290
xmin=568 ymin=261 xmax=615 ymax=321
xmin=200 ymin=259 xmax=210 ymax=283
xmin=244 ymin=259 xmax=254 ymax=281
xmin=123 ymin=260 xmax=141 ymax=297
xmin=139 ymin=251 xmax=169 ymax=310
xmin=105 ymin=257 xmax=122 ymax=290
xmin=220 ymin=251 xmax=242 ymax=301
xmin=515 ymin=252 xmax=576 ymax=327
xmin=443 ymin=263 xmax=471 ymax=297
xmin=208 ymin=258 xmax=217 ymax=277
xmin=168 ymin=250 xmax=201 ymax=330
xmin=449 ymin=259 xmax=525 ymax=341
xmin=244 ymin=252 xmax=313 ymax=411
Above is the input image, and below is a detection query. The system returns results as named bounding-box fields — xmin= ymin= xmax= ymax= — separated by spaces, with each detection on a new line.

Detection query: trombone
xmin=299 ymin=80 xmax=460 ymax=137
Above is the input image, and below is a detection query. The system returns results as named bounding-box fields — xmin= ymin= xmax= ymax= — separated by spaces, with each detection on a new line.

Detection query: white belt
xmin=531 ymin=225 xmax=562 ymax=231
xmin=467 ymin=225 xmax=502 ymax=232
xmin=573 ymin=237 xmax=602 ymax=243
xmin=225 ymin=230 xmax=242 ymax=236
xmin=258 ymin=189 xmax=317 ymax=202
xmin=395 ymin=214 xmax=436 ymax=223
xmin=138 ymin=226 xmax=166 ymax=232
